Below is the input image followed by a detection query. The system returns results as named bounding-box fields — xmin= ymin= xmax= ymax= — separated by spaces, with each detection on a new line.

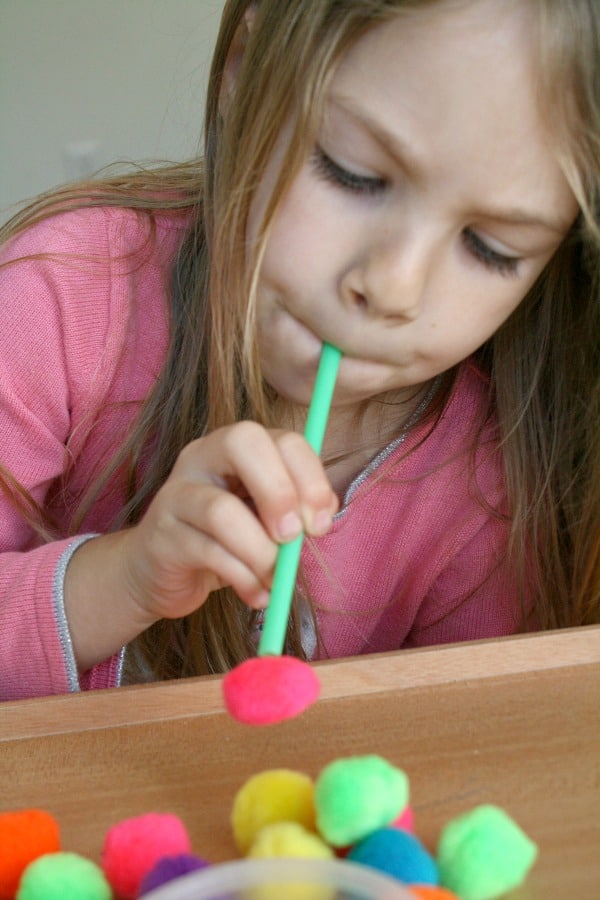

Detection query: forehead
xmin=325 ymin=0 xmax=577 ymax=223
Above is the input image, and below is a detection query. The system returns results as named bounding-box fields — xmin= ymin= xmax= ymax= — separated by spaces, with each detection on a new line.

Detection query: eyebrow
xmin=327 ymin=94 xmax=574 ymax=235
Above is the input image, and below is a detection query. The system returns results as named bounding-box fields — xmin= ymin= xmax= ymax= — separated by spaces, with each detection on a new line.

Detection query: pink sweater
xmin=0 ymin=206 xmax=522 ymax=701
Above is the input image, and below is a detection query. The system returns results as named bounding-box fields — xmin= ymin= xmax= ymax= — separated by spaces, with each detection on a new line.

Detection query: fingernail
xmin=255 ymin=589 xmax=270 ymax=609
xmin=278 ymin=511 xmax=302 ymax=541
xmin=313 ymin=509 xmax=333 ymax=535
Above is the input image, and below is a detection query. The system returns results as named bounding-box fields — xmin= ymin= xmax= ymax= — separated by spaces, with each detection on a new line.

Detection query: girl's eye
xmin=311 ymin=147 xmax=387 ymax=197
xmin=462 ymin=228 xmax=521 ymax=277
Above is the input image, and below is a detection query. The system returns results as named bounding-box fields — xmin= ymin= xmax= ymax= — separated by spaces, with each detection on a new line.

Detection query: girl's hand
xmin=65 ymin=422 xmax=338 ymax=672
xmin=119 ymin=421 xmax=338 ymax=623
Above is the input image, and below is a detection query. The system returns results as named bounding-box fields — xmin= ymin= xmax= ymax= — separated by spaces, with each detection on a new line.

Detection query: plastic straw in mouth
xmin=258 ymin=342 xmax=342 ymax=656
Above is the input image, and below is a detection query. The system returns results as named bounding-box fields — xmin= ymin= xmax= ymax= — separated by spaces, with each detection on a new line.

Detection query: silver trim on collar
xmin=335 ymin=377 xmax=442 ymax=518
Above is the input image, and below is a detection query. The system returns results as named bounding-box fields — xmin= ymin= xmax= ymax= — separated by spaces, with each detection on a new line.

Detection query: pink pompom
xmin=392 ymin=805 xmax=415 ymax=833
xmin=101 ymin=813 xmax=191 ymax=898
xmin=223 ymin=655 xmax=320 ymax=725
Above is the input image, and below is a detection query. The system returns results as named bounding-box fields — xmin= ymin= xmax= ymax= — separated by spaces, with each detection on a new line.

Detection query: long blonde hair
xmin=1 ymin=0 xmax=599 ymax=681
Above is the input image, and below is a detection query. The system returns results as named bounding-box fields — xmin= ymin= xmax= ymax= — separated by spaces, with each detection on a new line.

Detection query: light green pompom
xmin=17 ymin=852 xmax=111 ymax=900
xmin=314 ymin=755 xmax=409 ymax=847
xmin=438 ymin=805 xmax=538 ymax=900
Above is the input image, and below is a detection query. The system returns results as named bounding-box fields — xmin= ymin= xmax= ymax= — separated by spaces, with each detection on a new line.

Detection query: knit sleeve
xmin=0 ymin=210 xmax=123 ymax=700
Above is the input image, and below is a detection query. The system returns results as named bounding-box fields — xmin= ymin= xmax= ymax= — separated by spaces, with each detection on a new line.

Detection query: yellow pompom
xmin=246 ymin=823 xmax=334 ymax=900
xmin=231 ymin=769 xmax=316 ymax=854
xmin=248 ymin=822 xmax=334 ymax=860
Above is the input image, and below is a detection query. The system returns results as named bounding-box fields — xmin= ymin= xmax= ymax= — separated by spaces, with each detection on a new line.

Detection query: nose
xmin=340 ymin=230 xmax=432 ymax=322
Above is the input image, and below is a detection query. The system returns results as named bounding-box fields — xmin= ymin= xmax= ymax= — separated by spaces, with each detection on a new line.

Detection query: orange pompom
xmin=410 ymin=887 xmax=460 ymax=899
xmin=0 ymin=809 xmax=60 ymax=899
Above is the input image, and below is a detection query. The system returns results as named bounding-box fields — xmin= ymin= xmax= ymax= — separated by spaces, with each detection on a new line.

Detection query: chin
xmin=262 ymin=370 xmax=313 ymax=407
xmin=277 ymin=384 xmax=315 ymax=407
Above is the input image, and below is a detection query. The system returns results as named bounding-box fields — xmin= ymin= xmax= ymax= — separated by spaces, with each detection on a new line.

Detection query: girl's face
xmin=251 ymin=0 xmax=578 ymax=408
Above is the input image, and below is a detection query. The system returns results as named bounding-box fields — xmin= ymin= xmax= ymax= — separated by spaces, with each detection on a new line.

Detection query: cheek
xmin=262 ymin=172 xmax=343 ymax=276
xmin=267 ymin=210 xmax=315 ymax=266
xmin=424 ymin=286 xmax=526 ymax=363
xmin=458 ymin=279 xmax=527 ymax=330
xmin=487 ymin=283 xmax=532 ymax=332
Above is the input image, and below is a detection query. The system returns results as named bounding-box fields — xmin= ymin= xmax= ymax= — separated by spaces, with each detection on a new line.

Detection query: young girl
xmin=1 ymin=0 xmax=598 ymax=701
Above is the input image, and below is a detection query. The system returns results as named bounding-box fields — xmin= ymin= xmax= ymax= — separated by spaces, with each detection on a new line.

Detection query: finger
xmin=273 ymin=430 xmax=338 ymax=536
xmin=175 ymin=523 xmax=273 ymax=611
xmin=141 ymin=510 xmax=274 ymax=617
xmin=174 ymin=423 xmax=310 ymax=543
xmin=171 ymin=479 xmax=279 ymax=587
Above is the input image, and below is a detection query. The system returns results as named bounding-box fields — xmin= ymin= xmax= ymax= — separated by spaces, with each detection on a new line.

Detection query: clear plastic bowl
xmin=141 ymin=857 xmax=415 ymax=899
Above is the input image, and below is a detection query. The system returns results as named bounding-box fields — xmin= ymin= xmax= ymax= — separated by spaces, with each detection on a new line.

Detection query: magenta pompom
xmin=223 ymin=655 xmax=320 ymax=725
xmin=101 ymin=813 xmax=191 ymax=898
xmin=392 ymin=805 xmax=415 ymax=833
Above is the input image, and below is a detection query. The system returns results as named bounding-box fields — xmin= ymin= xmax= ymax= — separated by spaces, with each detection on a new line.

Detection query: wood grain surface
xmin=1 ymin=625 xmax=599 ymax=899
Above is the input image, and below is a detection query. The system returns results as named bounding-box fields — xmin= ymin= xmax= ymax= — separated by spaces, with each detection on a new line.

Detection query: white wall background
xmin=0 ymin=1 xmax=225 ymax=223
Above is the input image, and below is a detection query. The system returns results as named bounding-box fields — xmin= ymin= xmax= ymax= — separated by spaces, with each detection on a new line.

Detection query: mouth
xmin=271 ymin=307 xmax=329 ymax=367
xmin=271 ymin=302 xmax=415 ymax=382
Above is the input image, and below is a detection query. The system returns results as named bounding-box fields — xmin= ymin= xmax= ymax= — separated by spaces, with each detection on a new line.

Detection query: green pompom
xmin=17 ymin=852 xmax=111 ymax=900
xmin=314 ymin=754 xmax=409 ymax=846
xmin=438 ymin=804 xmax=538 ymax=900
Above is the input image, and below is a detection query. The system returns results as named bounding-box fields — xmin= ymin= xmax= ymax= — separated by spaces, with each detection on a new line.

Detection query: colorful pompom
xmin=437 ymin=804 xmax=538 ymax=900
xmin=138 ymin=853 xmax=209 ymax=896
xmin=231 ymin=769 xmax=316 ymax=854
xmin=392 ymin=805 xmax=415 ymax=834
xmin=248 ymin=822 xmax=334 ymax=860
xmin=348 ymin=828 xmax=438 ymax=885
xmin=16 ymin=852 xmax=110 ymax=900
xmin=410 ymin=888 xmax=460 ymax=899
xmin=0 ymin=809 xmax=60 ymax=899
xmin=101 ymin=813 xmax=192 ymax=899
xmin=314 ymin=755 xmax=409 ymax=847
xmin=0 ymin=759 xmax=538 ymax=900
xmin=223 ymin=655 xmax=320 ymax=725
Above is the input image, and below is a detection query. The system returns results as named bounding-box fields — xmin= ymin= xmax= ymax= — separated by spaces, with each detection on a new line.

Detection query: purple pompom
xmin=138 ymin=853 xmax=209 ymax=896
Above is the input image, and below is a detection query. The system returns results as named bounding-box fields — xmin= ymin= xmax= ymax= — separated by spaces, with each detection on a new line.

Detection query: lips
xmin=263 ymin=300 xmax=418 ymax=397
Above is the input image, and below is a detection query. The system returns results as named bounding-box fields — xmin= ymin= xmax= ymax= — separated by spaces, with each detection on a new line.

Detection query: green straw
xmin=258 ymin=342 xmax=342 ymax=656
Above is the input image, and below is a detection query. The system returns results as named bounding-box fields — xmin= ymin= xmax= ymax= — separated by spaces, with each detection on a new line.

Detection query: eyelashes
xmin=461 ymin=228 xmax=521 ymax=277
xmin=310 ymin=146 xmax=522 ymax=278
xmin=310 ymin=146 xmax=386 ymax=196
